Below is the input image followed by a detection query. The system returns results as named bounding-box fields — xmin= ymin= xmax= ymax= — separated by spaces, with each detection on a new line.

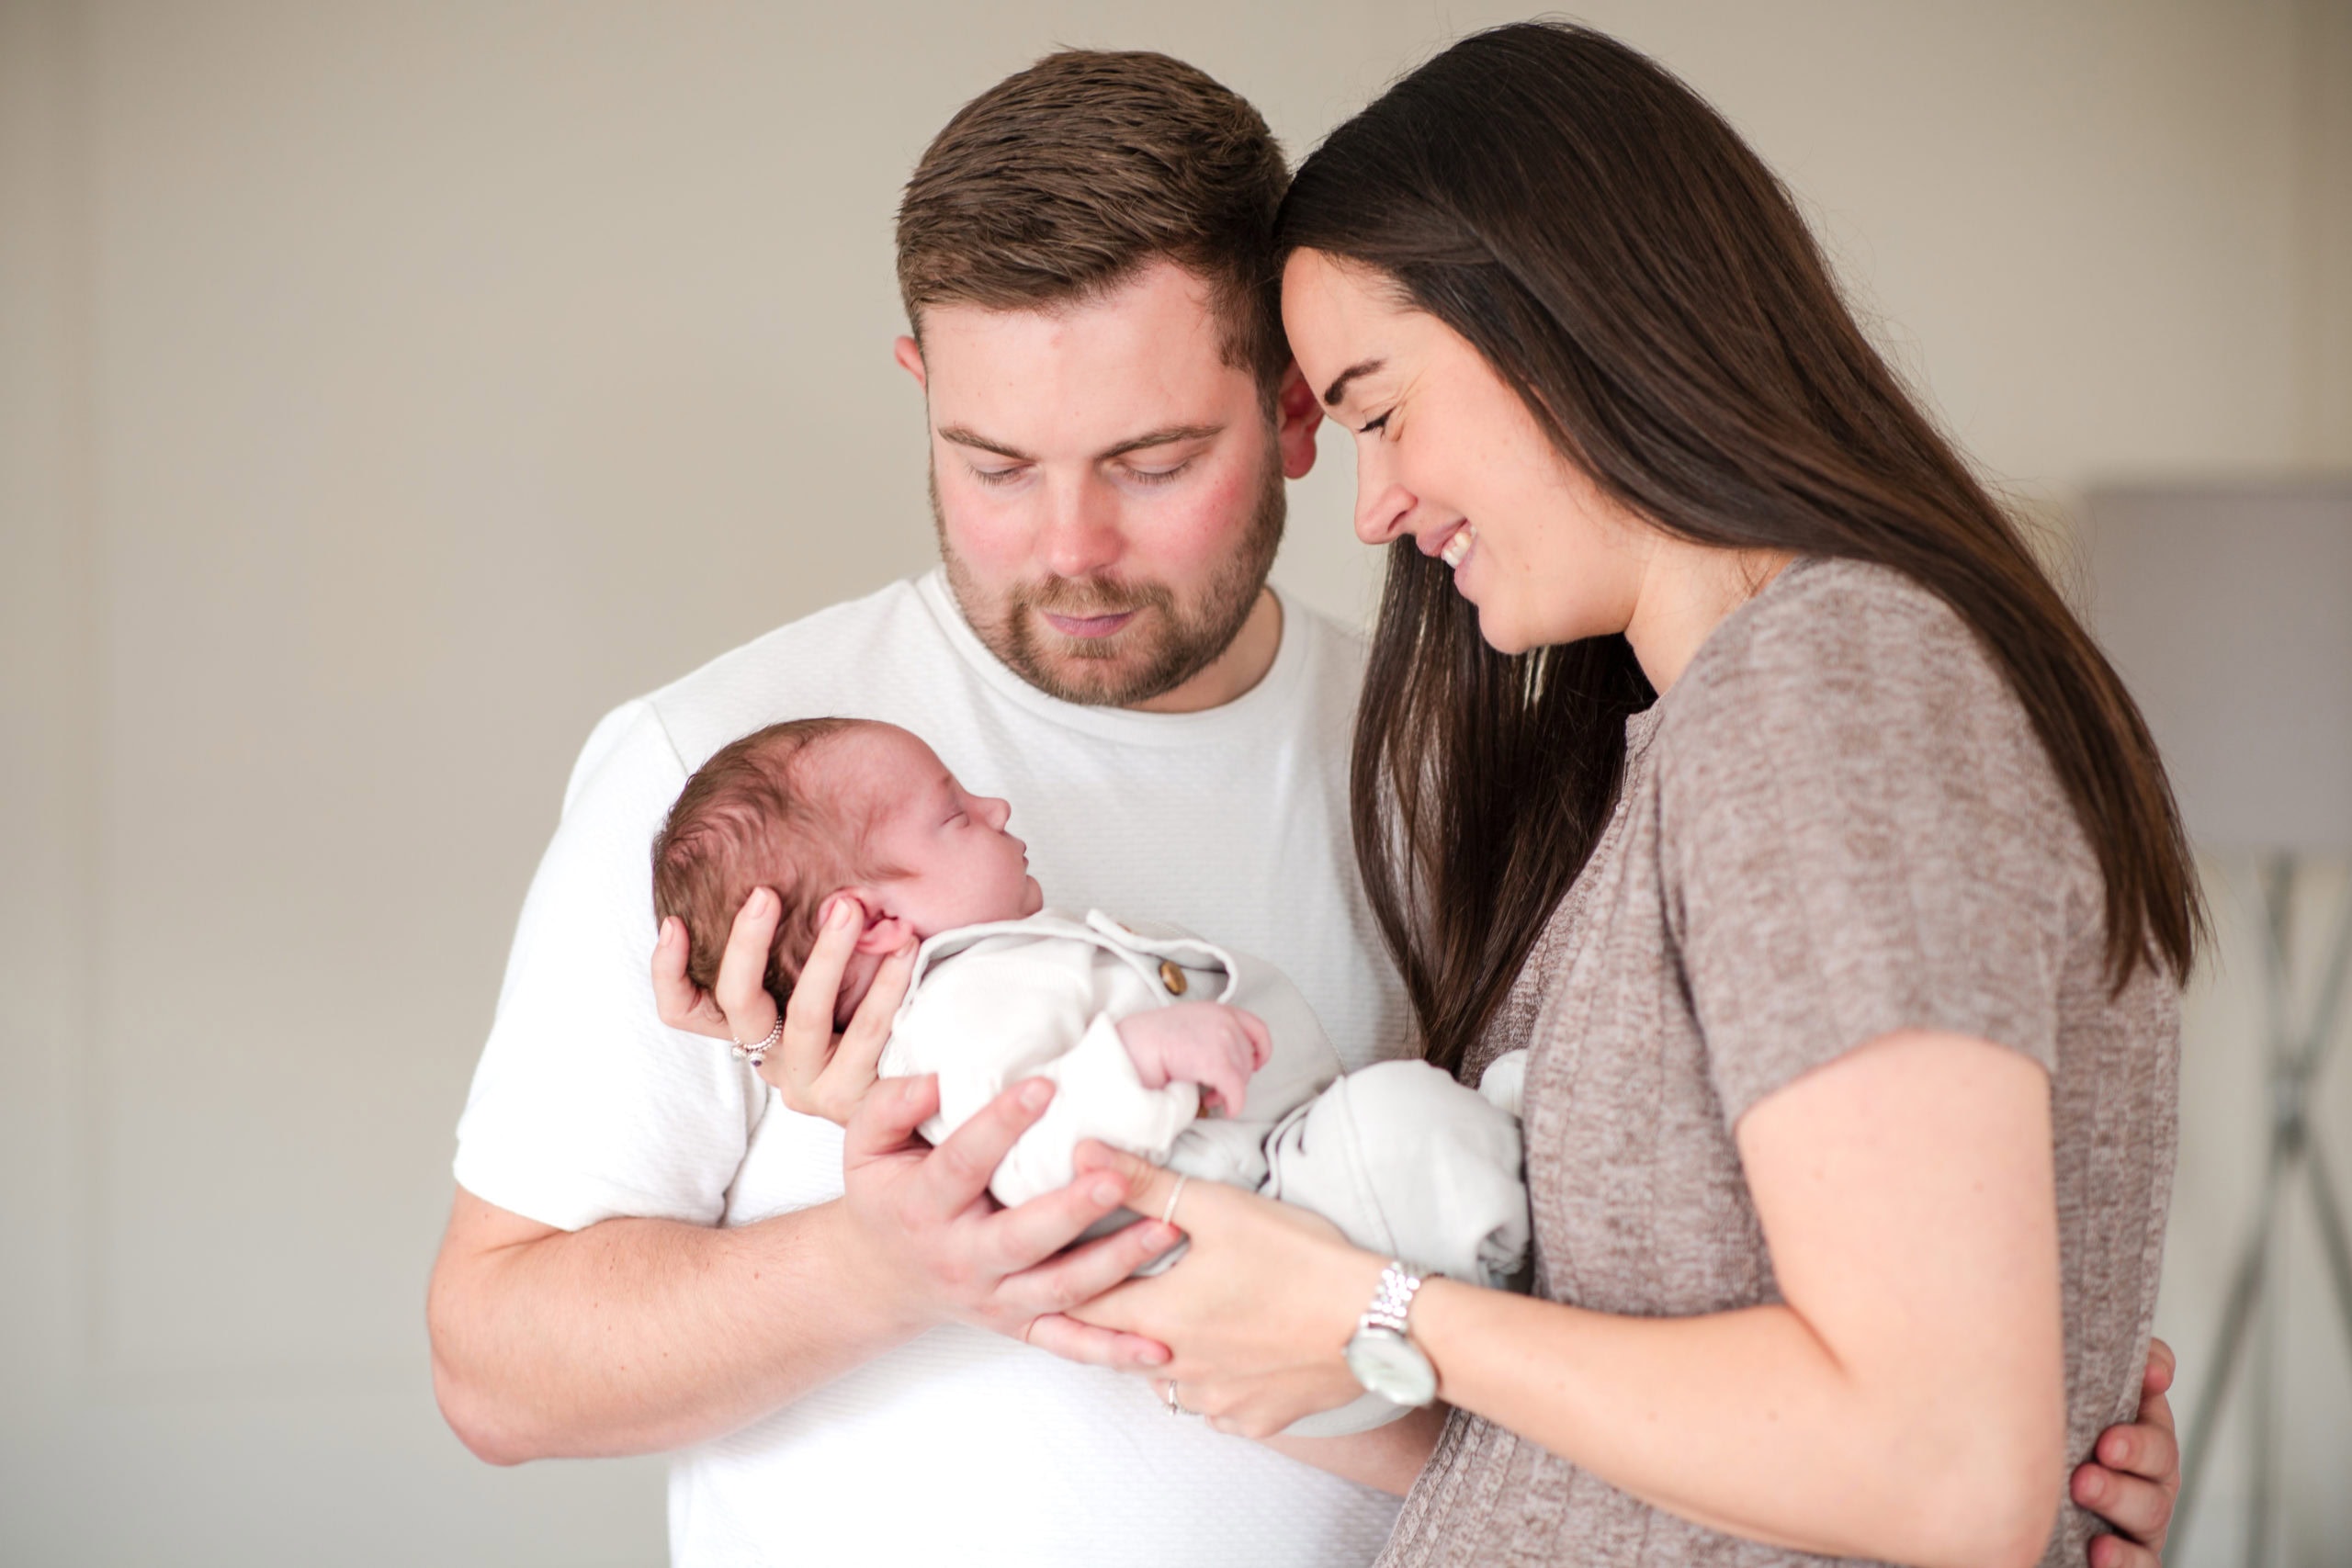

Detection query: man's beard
xmin=933 ymin=447 xmax=1287 ymax=708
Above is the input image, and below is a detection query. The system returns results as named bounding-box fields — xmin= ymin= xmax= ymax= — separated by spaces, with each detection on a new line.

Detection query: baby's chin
xmin=1018 ymin=874 xmax=1045 ymax=917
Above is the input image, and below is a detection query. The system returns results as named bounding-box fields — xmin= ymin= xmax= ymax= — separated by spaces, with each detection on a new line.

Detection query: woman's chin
xmin=1472 ymin=602 xmax=1534 ymax=657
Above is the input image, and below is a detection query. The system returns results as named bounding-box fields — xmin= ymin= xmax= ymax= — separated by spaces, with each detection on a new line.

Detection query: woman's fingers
xmin=773 ymin=898 xmax=856 ymax=1088
xmin=1072 ymin=1140 xmax=1184 ymax=1228
xmin=711 ymin=887 xmax=786 ymax=1041
xmin=817 ymin=942 xmax=915 ymax=1117
xmin=651 ymin=917 xmax=732 ymax=1039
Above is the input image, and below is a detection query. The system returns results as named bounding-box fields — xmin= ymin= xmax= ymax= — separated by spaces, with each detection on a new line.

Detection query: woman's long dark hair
xmin=1279 ymin=22 xmax=2202 ymax=1076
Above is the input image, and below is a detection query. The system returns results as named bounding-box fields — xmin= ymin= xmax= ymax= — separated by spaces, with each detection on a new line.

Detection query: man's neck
xmin=1125 ymin=588 xmax=1284 ymax=715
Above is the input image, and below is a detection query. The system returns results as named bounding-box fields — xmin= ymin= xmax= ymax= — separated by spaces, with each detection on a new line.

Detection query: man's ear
xmin=1273 ymin=359 xmax=1322 ymax=480
xmin=892 ymin=334 xmax=928 ymax=391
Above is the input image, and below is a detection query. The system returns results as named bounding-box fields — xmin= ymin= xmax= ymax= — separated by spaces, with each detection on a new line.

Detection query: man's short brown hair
xmin=896 ymin=50 xmax=1291 ymax=391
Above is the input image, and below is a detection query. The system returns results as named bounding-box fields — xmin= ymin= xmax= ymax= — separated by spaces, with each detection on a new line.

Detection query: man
xmin=428 ymin=48 xmax=2182 ymax=1568
xmin=430 ymin=50 xmax=1418 ymax=1568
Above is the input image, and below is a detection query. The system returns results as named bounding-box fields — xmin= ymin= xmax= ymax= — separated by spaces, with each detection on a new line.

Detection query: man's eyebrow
xmin=1099 ymin=423 xmax=1223 ymax=461
xmin=937 ymin=425 xmax=1036 ymax=463
xmin=1321 ymin=357 xmax=1385 ymax=408
xmin=936 ymin=423 xmax=1224 ymax=466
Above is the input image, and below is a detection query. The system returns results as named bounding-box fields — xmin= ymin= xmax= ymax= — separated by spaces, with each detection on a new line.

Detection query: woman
xmin=1062 ymin=23 xmax=2192 ymax=1568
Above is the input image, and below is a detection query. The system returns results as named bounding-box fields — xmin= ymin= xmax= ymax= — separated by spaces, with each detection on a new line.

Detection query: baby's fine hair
xmin=650 ymin=717 xmax=889 ymax=1014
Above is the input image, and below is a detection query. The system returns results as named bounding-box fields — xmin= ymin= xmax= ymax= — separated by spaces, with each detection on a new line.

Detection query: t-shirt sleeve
xmin=453 ymin=699 xmax=763 ymax=1231
xmin=1657 ymin=578 xmax=2080 ymax=1128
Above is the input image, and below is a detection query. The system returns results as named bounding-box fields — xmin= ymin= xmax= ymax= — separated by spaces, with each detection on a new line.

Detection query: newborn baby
xmin=651 ymin=717 xmax=1529 ymax=1432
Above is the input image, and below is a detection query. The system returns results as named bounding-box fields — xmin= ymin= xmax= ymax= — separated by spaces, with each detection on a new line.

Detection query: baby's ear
xmin=835 ymin=891 xmax=915 ymax=955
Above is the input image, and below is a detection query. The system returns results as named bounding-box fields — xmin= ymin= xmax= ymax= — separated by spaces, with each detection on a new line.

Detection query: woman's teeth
xmin=1440 ymin=525 xmax=1476 ymax=570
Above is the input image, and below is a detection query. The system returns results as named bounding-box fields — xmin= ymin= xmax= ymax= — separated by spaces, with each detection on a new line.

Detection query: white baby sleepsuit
xmin=878 ymin=908 xmax=1532 ymax=1434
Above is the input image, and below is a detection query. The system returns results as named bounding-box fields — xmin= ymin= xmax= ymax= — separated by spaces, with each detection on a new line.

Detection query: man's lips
xmin=1039 ymin=609 xmax=1138 ymax=639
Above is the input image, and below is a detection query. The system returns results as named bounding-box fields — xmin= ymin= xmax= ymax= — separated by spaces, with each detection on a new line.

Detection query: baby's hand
xmin=1114 ymin=1002 xmax=1272 ymax=1118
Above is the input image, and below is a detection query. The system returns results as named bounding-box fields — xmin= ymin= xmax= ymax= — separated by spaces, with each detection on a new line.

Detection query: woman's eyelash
xmin=1358 ymin=412 xmax=1391 ymax=435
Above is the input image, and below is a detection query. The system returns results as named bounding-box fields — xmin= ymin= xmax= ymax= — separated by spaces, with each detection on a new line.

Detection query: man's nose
xmin=1039 ymin=476 xmax=1125 ymax=580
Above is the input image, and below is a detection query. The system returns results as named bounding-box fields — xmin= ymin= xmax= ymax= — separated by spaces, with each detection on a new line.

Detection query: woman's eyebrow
xmin=1321 ymin=357 xmax=1385 ymax=408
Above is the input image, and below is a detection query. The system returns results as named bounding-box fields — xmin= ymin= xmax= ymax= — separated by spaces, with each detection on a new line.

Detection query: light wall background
xmin=4 ymin=1 xmax=2348 ymax=1563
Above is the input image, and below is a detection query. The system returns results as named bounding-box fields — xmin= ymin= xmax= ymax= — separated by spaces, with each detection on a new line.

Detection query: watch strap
xmin=1359 ymin=1259 xmax=1427 ymax=1337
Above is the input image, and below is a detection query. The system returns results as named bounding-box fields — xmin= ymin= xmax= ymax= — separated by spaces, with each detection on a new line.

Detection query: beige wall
xmin=3 ymin=1 xmax=2346 ymax=1562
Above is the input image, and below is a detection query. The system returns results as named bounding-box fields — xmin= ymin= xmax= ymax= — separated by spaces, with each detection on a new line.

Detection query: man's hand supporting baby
xmin=649 ymin=883 xmax=1186 ymax=1365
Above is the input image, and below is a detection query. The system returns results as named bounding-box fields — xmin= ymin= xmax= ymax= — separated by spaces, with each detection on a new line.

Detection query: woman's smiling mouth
xmin=1438 ymin=524 xmax=1476 ymax=570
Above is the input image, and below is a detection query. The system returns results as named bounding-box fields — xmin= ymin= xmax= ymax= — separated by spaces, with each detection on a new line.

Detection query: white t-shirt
xmin=454 ymin=569 xmax=1412 ymax=1568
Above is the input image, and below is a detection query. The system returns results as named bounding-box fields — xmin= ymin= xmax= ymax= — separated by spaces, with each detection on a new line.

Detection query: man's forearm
xmin=428 ymin=1186 xmax=927 ymax=1463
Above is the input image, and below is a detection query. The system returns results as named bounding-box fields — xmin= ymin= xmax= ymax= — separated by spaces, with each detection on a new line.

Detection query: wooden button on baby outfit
xmin=1158 ymin=960 xmax=1188 ymax=996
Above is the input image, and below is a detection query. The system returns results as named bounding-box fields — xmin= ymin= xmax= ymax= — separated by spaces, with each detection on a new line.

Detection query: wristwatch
xmin=1342 ymin=1259 xmax=1438 ymax=1407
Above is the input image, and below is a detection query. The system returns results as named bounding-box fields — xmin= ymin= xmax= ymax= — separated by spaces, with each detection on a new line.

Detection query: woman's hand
xmin=2073 ymin=1338 xmax=2180 ymax=1567
xmin=1061 ymin=1142 xmax=1388 ymax=1437
xmin=652 ymin=889 xmax=914 ymax=1125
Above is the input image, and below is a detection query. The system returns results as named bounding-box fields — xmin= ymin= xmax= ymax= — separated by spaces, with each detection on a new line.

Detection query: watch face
xmin=1345 ymin=1327 xmax=1438 ymax=1407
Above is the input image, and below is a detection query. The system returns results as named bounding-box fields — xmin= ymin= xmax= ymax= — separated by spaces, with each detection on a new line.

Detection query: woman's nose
xmin=1353 ymin=479 xmax=1417 ymax=547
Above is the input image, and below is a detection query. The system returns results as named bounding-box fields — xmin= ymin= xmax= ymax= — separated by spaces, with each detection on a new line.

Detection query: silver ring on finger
xmin=1164 ymin=1380 xmax=1184 ymax=1416
xmin=1160 ymin=1174 xmax=1190 ymax=1230
xmin=730 ymin=1016 xmax=784 ymax=1066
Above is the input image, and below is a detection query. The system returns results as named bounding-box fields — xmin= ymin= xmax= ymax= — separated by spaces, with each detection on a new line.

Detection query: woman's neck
xmin=1623 ymin=540 xmax=1796 ymax=694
